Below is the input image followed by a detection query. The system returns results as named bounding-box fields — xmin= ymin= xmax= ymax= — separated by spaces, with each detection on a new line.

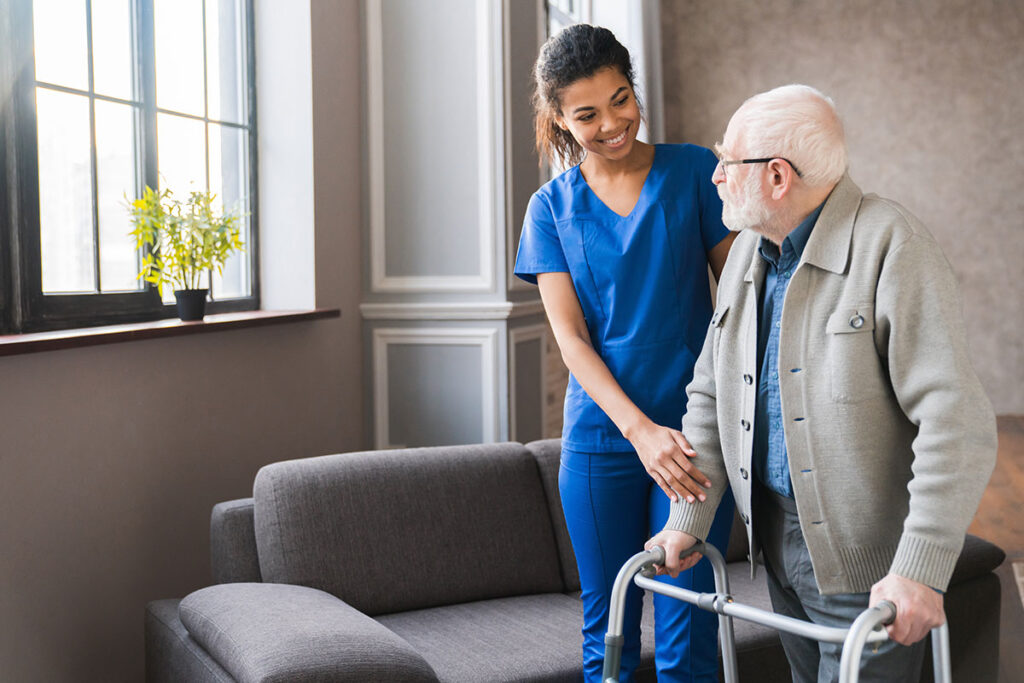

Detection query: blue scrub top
xmin=514 ymin=143 xmax=730 ymax=452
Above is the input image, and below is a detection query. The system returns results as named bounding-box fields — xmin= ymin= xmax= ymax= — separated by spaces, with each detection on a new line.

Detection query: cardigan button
xmin=740 ymin=419 xmax=750 ymax=431
xmin=743 ymin=373 xmax=753 ymax=385
xmin=850 ymin=314 xmax=865 ymax=329
xmin=741 ymin=513 xmax=750 ymax=525
xmin=740 ymin=468 xmax=749 ymax=480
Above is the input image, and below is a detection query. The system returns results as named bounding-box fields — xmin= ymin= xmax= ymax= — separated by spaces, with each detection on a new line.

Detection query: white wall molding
xmin=372 ymin=327 xmax=499 ymax=449
xmin=508 ymin=323 xmax=548 ymax=442
xmin=366 ymin=0 xmax=499 ymax=293
xmin=360 ymin=299 xmax=544 ymax=320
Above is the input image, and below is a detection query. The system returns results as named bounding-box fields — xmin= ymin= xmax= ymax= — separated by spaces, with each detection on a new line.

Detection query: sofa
xmin=145 ymin=439 xmax=1005 ymax=682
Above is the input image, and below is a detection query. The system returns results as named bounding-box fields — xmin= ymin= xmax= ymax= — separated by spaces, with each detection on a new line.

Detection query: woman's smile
xmin=600 ymin=126 xmax=629 ymax=147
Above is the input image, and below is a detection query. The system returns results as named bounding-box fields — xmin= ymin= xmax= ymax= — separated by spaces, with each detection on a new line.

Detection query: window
xmin=546 ymin=0 xmax=590 ymax=35
xmin=0 ymin=0 xmax=258 ymax=333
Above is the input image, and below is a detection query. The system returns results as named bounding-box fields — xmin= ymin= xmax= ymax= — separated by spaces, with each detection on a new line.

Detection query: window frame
xmin=0 ymin=0 xmax=259 ymax=334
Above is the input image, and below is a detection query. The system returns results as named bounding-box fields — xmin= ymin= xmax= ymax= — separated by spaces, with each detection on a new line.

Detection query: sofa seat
xmin=376 ymin=593 xmax=593 ymax=683
xmin=374 ymin=562 xmax=784 ymax=683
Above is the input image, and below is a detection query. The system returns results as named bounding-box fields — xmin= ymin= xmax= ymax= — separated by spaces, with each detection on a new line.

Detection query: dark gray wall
xmin=661 ymin=0 xmax=1023 ymax=413
xmin=0 ymin=1 xmax=363 ymax=680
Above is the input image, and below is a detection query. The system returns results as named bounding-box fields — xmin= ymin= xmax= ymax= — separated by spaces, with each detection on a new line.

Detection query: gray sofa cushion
xmin=253 ymin=442 xmax=565 ymax=615
xmin=211 ymin=498 xmax=261 ymax=584
xmin=179 ymin=583 xmax=436 ymax=683
xmin=377 ymin=593 xmax=611 ymax=683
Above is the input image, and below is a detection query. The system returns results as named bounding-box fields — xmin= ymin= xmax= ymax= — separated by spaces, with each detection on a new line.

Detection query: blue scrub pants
xmin=560 ymin=447 xmax=736 ymax=683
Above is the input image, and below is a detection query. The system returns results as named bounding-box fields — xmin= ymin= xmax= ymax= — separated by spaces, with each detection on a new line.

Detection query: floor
xmin=967 ymin=415 xmax=1024 ymax=683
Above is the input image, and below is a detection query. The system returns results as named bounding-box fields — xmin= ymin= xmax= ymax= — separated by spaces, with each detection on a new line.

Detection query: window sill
xmin=0 ymin=309 xmax=341 ymax=357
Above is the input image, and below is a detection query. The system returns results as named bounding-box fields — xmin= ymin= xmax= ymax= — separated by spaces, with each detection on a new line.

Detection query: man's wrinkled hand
xmin=869 ymin=573 xmax=945 ymax=645
xmin=645 ymin=529 xmax=700 ymax=578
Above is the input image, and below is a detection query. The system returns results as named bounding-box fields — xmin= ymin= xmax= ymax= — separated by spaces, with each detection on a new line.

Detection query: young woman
xmin=513 ymin=24 xmax=737 ymax=682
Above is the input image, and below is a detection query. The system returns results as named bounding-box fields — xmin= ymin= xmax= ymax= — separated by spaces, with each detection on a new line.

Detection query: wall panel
xmin=660 ymin=0 xmax=1023 ymax=413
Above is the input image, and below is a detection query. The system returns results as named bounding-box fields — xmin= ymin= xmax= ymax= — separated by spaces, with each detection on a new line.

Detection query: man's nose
xmin=712 ymin=163 xmax=726 ymax=185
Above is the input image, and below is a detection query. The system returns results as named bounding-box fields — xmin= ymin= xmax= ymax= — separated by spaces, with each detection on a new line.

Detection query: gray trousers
xmin=754 ymin=485 xmax=926 ymax=683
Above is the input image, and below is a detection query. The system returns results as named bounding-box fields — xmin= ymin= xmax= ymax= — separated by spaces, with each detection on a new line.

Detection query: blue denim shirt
xmin=753 ymin=203 xmax=825 ymax=497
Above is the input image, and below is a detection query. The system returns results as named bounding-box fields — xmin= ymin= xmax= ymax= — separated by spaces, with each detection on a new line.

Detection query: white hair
xmin=735 ymin=84 xmax=848 ymax=187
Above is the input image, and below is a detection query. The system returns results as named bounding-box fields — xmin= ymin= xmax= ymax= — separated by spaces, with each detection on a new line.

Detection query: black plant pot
xmin=174 ymin=288 xmax=209 ymax=321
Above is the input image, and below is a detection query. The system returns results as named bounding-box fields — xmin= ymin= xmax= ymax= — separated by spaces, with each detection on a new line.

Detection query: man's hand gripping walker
xmin=602 ymin=543 xmax=952 ymax=683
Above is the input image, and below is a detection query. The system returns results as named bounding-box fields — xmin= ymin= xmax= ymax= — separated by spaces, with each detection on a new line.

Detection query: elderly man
xmin=647 ymin=85 xmax=996 ymax=682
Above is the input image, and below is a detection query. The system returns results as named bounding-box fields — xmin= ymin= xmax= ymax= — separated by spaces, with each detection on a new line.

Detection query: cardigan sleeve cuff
xmin=662 ymin=497 xmax=720 ymax=541
xmin=889 ymin=534 xmax=962 ymax=592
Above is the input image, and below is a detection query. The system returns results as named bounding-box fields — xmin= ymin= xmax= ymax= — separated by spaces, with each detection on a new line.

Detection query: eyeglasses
xmin=714 ymin=145 xmax=803 ymax=178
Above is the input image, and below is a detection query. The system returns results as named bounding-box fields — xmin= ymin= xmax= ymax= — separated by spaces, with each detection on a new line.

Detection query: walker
xmin=602 ymin=543 xmax=952 ymax=683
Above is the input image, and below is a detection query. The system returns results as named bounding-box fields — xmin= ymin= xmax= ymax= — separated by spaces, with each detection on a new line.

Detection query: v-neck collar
xmin=576 ymin=144 xmax=659 ymax=219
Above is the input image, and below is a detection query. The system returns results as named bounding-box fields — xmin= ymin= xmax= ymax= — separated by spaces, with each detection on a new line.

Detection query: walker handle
xmin=639 ymin=543 xmax=706 ymax=578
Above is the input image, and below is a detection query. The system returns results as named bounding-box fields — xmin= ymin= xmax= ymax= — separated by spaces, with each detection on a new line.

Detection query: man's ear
xmin=768 ymin=159 xmax=795 ymax=200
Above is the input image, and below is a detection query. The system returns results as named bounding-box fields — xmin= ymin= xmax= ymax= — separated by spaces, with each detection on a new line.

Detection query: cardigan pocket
xmin=826 ymin=305 xmax=886 ymax=403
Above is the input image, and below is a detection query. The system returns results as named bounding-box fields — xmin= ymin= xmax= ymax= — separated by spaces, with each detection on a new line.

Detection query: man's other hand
xmin=869 ymin=573 xmax=945 ymax=645
xmin=645 ymin=529 xmax=700 ymax=578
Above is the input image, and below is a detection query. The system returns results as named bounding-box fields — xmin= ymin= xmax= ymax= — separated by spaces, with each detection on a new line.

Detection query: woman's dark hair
xmin=533 ymin=24 xmax=639 ymax=168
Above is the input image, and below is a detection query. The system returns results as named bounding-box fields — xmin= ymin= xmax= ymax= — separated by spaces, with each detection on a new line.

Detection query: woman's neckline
xmin=576 ymin=143 xmax=659 ymax=219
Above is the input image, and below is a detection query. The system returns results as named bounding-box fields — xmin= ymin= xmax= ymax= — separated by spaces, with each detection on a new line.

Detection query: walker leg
xmin=931 ymin=623 xmax=951 ymax=683
xmin=601 ymin=548 xmax=663 ymax=682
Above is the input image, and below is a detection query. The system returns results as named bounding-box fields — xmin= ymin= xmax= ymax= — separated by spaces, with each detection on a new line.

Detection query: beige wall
xmin=661 ymin=0 xmax=1023 ymax=414
xmin=0 ymin=2 xmax=363 ymax=680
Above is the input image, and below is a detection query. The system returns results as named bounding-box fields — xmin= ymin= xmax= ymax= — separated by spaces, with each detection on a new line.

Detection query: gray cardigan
xmin=665 ymin=175 xmax=996 ymax=594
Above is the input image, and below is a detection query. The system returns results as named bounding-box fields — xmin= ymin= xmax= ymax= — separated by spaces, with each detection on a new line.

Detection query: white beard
xmin=719 ymin=172 xmax=792 ymax=244
xmin=720 ymin=170 xmax=771 ymax=232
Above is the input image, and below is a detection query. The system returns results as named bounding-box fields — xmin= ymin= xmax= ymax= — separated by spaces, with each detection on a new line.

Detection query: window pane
xmin=92 ymin=0 xmax=134 ymax=101
xmin=209 ymin=123 xmax=247 ymax=298
xmin=157 ymin=113 xmax=204 ymax=300
xmin=206 ymin=0 xmax=245 ymax=124
xmin=37 ymin=88 xmax=95 ymax=293
xmin=96 ymin=99 xmax=140 ymax=291
xmin=33 ymin=0 xmax=89 ymax=90
xmin=154 ymin=0 xmax=205 ymax=116
xmin=157 ymin=112 xmax=206 ymax=196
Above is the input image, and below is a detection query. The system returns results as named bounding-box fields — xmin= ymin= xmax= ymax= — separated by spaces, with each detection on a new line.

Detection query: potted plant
xmin=127 ymin=186 xmax=244 ymax=321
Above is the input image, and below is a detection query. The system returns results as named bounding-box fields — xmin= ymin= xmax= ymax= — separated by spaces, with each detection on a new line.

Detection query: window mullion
xmin=85 ymin=0 xmax=102 ymax=293
xmin=201 ymin=0 xmax=214 ymax=297
xmin=139 ymin=0 xmax=158 ymax=193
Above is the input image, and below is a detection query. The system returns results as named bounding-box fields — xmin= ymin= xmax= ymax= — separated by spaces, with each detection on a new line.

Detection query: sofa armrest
xmin=949 ymin=534 xmax=1006 ymax=585
xmin=211 ymin=499 xmax=262 ymax=584
xmin=179 ymin=583 xmax=437 ymax=683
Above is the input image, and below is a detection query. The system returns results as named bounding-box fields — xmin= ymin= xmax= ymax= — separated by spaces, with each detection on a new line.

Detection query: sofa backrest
xmin=252 ymin=442 xmax=565 ymax=616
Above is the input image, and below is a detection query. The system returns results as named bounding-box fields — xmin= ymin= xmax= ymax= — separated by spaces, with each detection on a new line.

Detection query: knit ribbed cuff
xmin=890 ymin=534 xmax=962 ymax=592
xmin=662 ymin=497 xmax=719 ymax=541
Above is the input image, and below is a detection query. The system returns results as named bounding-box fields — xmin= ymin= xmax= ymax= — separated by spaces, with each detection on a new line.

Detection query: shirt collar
xmin=758 ymin=201 xmax=826 ymax=267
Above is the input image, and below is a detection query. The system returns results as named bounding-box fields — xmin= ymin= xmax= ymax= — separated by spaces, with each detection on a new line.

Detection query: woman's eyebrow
xmin=571 ymin=87 xmax=629 ymax=115
xmin=609 ymin=87 xmax=628 ymax=101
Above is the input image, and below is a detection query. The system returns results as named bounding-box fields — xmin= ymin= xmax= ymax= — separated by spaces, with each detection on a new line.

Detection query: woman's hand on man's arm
xmin=624 ymin=422 xmax=711 ymax=503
